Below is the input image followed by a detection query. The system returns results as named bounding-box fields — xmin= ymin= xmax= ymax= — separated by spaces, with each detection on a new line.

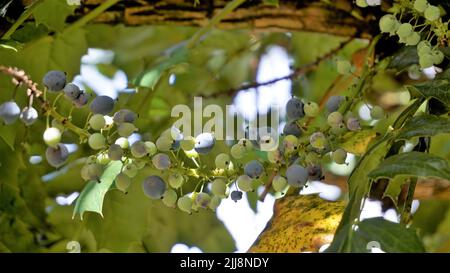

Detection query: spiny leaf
xmin=73 ymin=161 xmax=123 ymax=220
xmin=409 ymin=79 xmax=450 ymax=106
xmin=388 ymin=46 xmax=419 ymax=71
xmin=249 ymin=194 xmax=345 ymax=253
xmin=369 ymin=152 xmax=450 ymax=180
xmin=340 ymin=130 xmax=378 ymax=156
xmin=396 ymin=114 xmax=450 ymax=140
xmin=353 ymin=218 xmax=425 ymax=253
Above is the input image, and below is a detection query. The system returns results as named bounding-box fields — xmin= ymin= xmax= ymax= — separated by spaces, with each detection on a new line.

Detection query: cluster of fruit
xmin=0 ymin=64 xmax=389 ymax=214
xmin=376 ymin=0 xmax=445 ymax=68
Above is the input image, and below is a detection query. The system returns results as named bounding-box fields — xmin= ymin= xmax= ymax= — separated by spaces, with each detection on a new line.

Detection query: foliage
xmin=0 ymin=0 xmax=449 ymax=253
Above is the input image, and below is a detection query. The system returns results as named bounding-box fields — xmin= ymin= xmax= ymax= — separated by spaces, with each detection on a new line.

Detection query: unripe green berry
xmin=414 ymin=0 xmax=428 ymax=13
xmin=89 ymin=114 xmax=106 ymax=131
xmin=88 ymin=133 xmax=106 ymax=150
xmin=396 ymin=23 xmax=413 ymax=38
xmin=304 ymin=102 xmax=320 ymax=117
xmin=168 ymin=173 xmax=184 ymax=189
xmin=272 ymin=175 xmax=287 ymax=192
xmin=332 ymin=148 xmax=347 ymax=164
xmin=424 ymin=5 xmax=440 ymax=21
xmin=211 ymin=178 xmax=227 ymax=197
xmin=355 ymin=0 xmax=368 ymax=8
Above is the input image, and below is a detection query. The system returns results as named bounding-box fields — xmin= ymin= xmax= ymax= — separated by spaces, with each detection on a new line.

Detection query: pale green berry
xmin=144 ymin=141 xmax=157 ymax=156
xmin=424 ymin=5 xmax=440 ymax=21
xmin=215 ymin=153 xmax=232 ymax=169
xmin=236 ymin=175 xmax=253 ymax=192
xmin=211 ymin=178 xmax=227 ymax=197
xmin=88 ymin=133 xmax=106 ymax=150
xmin=123 ymin=163 xmax=138 ymax=178
xmin=168 ymin=173 xmax=184 ymax=189
xmin=414 ymin=0 xmax=428 ymax=13
xmin=162 ymin=189 xmax=178 ymax=208
xmin=303 ymin=102 xmax=320 ymax=117
xmin=117 ymin=122 xmax=137 ymax=137
xmin=115 ymin=173 xmax=131 ymax=192
xmin=178 ymin=195 xmax=193 ymax=214
xmin=230 ymin=144 xmax=245 ymax=159
xmin=332 ymin=148 xmax=347 ymax=164
xmin=272 ymin=175 xmax=287 ymax=192
xmin=89 ymin=114 xmax=106 ymax=131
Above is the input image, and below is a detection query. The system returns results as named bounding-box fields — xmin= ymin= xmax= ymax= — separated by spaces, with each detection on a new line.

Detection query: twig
xmin=400 ymin=177 xmax=417 ymax=224
xmin=0 ymin=65 xmax=90 ymax=139
xmin=259 ymin=171 xmax=277 ymax=202
xmin=204 ymin=37 xmax=354 ymax=98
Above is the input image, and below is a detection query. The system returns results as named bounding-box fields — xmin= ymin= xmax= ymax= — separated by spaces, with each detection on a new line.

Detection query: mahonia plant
xmin=0 ymin=0 xmax=448 ymax=218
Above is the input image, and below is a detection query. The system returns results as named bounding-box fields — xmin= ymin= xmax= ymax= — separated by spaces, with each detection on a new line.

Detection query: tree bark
xmin=65 ymin=0 xmax=374 ymax=38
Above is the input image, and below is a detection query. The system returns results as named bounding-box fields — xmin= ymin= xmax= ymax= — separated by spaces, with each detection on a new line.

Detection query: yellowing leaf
xmin=340 ymin=130 xmax=377 ymax=155
xmin=248 ymin=194 xmax=344 ymax=253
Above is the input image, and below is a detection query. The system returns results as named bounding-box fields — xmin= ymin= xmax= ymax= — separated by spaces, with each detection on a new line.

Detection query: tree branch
xmin=204 ymin=36 xmax=354 ymax=98
xmin=18 ymin=0 xmax=373 ymax=37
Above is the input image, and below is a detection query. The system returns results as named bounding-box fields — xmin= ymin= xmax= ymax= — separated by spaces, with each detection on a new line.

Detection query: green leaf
xmin=340 ymin=130 xmax=378 ymax=156
xmin=11 ymin=23 xmax=49 ymax=43
xmin=369 ymin=152 xmax=450 ymax=180
xmin=135 ymin=47 xmax=188 ymax=89
xmin=354 ymin=218 xmax=425 ymax=253
xmin=0 ymin=28 xmax=87 ymax=81
xmin=396 ymin=114 xmax=450 ymax=140
xmin=73 ymin=161 xmax=123 ymax=220
xmin=412 ymin=200 xmax=450 ymax=236
xmin=409 ymin=79 xmax=450 ymax=106
xmin=0 ymin=40 xmax=23 ymax=52
xmin=388 ymin=46 xmax=418 ymax=71
xmin=328 ymin=136 xmax=391 ymax=252
xmin=33 ymin=0 xmax=76 ymax=32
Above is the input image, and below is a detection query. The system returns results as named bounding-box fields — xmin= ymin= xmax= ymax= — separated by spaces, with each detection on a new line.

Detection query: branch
xmin=0 ymin=66 xmax=90 ymax=139
xmin=259 ymin=171 xmax=277 ymax=202
xmin=204 ymin=37 xmax=355 ymax=98
xmin=65 ymin=0 xmax=372 ymax=37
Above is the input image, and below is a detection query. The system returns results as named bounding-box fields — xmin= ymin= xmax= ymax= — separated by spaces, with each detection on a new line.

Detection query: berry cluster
xmin=0 ymin=57 xmax=388 ymax=214
xmin=375 ymin=0 xmax=447 ymax=68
